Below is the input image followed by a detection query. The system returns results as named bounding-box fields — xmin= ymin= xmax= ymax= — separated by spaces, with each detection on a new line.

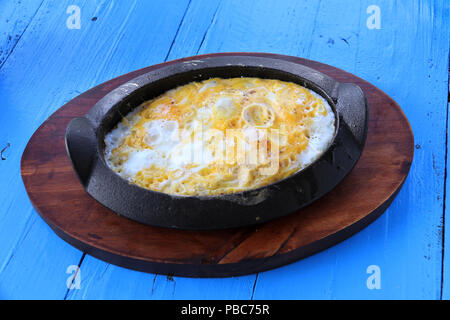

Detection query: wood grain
xmin=0 ymin=0 xmax=194 ymax=299
xmin=21 ymin=53 xmax=414 ymax=277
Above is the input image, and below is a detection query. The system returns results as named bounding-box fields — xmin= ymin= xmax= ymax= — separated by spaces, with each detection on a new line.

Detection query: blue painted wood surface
xmin=0 ymin=0 xmax=448 ymax=299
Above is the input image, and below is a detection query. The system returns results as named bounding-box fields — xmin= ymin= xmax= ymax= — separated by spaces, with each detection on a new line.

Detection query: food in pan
xmin=104 ymin=77 xmax=335 ymax=196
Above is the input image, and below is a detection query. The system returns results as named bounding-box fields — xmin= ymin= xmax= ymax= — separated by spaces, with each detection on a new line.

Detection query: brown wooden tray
xmin=21 ymin=53 xmax=414 ymax=277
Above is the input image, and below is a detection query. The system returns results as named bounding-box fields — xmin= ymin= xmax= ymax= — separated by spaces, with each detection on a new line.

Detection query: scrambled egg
xmin=104 ymin=77 xmax=335 ymax=196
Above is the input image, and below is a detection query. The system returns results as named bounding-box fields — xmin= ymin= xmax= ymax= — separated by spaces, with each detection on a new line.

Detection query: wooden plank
xmin=0 ymin=0 xmax=44 ymax=68
xmin=22 ymin=51 xmax=413 ymax=289
xmin=252 ymin=0 xmax=449 ymax=299
xmin=139 ymin=2 xmax=322 ymax=297
xmin=196 ymin=0 xmax=321 ymax=56
xmin=0 ymin=0 xmax=189 ymax=299
xmin=97 ymin=0 xmax=449 ymax=299
xmin=0 ymin=0 xmax=88 ymax=300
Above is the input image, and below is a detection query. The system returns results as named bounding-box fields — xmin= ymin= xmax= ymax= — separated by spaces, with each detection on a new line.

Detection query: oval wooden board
xmin=21 ymin=53 xmax=414 ymax=277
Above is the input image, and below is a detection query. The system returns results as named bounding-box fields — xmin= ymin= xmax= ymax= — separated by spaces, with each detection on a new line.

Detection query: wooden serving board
xmin=20 ymin=53 xmax=414 ymax=277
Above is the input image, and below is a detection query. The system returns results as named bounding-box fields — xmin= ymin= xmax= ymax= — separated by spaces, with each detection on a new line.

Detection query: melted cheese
xmin=104 ymin=77 xmax=335 ymax=196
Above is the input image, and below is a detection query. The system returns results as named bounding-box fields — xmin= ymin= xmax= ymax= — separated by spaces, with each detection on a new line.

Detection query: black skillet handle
xmin=65 ymin=117 xmax=97 ymax=188
xmin=332 ymin=82 xmax=369 ymax=148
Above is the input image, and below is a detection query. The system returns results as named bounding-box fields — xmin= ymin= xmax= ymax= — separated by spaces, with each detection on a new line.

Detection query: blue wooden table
xmin=0 ymin=0 xmax=448 ymax=300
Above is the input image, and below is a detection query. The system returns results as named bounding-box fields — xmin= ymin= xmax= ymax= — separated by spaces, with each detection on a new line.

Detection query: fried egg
xmin=104 ymin=77 xmax=335 ymax=196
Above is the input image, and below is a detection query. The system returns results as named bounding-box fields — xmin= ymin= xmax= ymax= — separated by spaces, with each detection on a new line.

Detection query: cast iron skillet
xmin=65 ymin=55 xmax=368 ymax=230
